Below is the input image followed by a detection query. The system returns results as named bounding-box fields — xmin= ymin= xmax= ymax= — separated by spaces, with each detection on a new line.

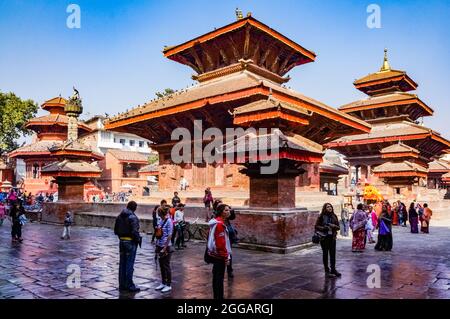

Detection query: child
xmin=61 ymin=211 xmax=73 ymax=239
xmin=174 ymin=203 xmax=186 ymax=250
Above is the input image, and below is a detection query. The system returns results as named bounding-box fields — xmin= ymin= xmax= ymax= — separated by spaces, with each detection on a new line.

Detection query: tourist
xmin=61 ymin=211 xmax=73 ymax=240
xmin=10 ymin=202 xmax=24 ymax=242
xmin=203 ymin=187 xmax=214 ymax=222
xmin=340 ymin=203 xmax=351 ymax=237
xmin=392 ymin=202 xmax=399 ymax=226
xmin=212 ymin=199 xmax=234 ymax=277
xmin=375 ymin=205 xmax=393 ymax=251
xmin=7 ymin=188 xmax=17 ymax=205
xmin=180 ymin=177 xmax=188 ymax=191
xmin=151 ymin=199 xmax=166 ymax=243
xmin=171 ymin=192 xmax=181 ymax=208
xmin=408 ymin=202 xmax=419 ymax=233
xmin=155 ymin=205 xmax=174 ymax=293
xmin=225 ymin=206 xmax=237 ymax=278
xmin=114 ymin=201 xmax=142 ymax=293
xmin=0 ymin=201 xmax=6 ymax=226
xmin=365 ymin=206 xmax=376 ymax=244
xmin=400 ymin=202 xmax=408 ymax=227
xmin=314 ymin=203 xmax=341 ymax=277
xmin=174 ymin=203 xmax=187 ymax=250
xmin=421 ymin=203 xmax=433 ymax=234
xmin=206 ymin=203 xmax=232 ymax=299
xmin=350 ymin=203 xmax=367 ymax=252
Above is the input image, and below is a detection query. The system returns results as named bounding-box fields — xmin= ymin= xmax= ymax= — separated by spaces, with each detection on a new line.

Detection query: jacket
xmin=207 ymin=217 xmax=231 ymax=261
xmin=114 ymin=208 xmax=141 ymax=244
xmin=315 ymin=212 xmax=340 ymax=239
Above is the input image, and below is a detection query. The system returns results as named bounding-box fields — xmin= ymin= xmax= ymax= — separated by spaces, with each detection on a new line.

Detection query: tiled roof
xmin=139 ymin=164 xmax=159 ymax=173
xmin=9 ymin=141 xmax=61 ymax=157
xmin=107 ymin=71 xmax=370 ymax=132
xmin=429 ymin=159 xmax=450 ymax=172
xmin=354 ymin=69 xmax=406 ymax=85
xmin=339 ymin=92 xmax=432 ymax=114
xmin=373 ymin=161 xmax=428 ymax=173
xmin=41 ymin=160 xmax=101 ymax=173
xmin=26 ymin=114 xmax=92 ymax=131
xmin=380 ymin=143 xmax=420 ymax=154
xmin=331 ymin=121 xmax=431 ymax=143
xmin=233 ymin=97 xmax=311 ymax=116
xmin=320 ymin=159 xmax=348 ymax=174
xmin=108 ymin=149 xmax=149 ymax=163
xmin=217 ymin=128 xmax=323 ymax=155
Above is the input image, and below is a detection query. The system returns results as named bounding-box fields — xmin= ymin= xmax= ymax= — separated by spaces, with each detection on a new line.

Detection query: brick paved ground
xmin=1 ymin=218 xmax=450 ymax=299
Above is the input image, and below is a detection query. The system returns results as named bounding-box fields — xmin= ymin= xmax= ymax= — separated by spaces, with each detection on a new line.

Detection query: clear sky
xmin=1 ymin=0 xmax=449 ymax=138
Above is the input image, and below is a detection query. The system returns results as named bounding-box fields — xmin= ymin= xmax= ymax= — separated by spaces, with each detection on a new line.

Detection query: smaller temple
xmin=373 ymin=143 xmax=428 ymax=189
xmin=428 ymin=158 xmax=450 ymax=189
xmin=9 ymin=96 xmax=92 ymax=194
xmin=41 ymin=89 xmax=103 ymax=201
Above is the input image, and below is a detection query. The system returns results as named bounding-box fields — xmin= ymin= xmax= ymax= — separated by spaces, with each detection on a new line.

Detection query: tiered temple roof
xmin=373 ymin=143 xmax=428 ymax=179
xmin=105 ymin=15 xmax=370 ymax=149
xmin=327 ymin=50 xmax=450 ymax=164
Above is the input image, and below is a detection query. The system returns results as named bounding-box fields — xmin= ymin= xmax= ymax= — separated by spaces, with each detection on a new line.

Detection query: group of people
xmin=115 ymin=196 xmax=237 ymax=299
xmin=316 ymin=201 xmax=434 ymax=277
xmin=0 ymin=189 xmax=28 ymax=242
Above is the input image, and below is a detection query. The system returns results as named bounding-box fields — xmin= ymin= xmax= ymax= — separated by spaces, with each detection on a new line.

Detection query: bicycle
xmin=183 ymin=217 xmax=208 ymax=242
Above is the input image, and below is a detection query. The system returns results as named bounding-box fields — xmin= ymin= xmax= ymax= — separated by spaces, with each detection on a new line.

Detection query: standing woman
xmin=203 ymin=188 xmax=214 ymax=222
xmin=340 ymin=204 xmax=350 ymax=237
xmin=421 ymin=203 xmax=433 ymax=234
xmin=315 ymin=203 xmax=341 ymax=277
xmin=375 ymin=205 xmax=393 ymax=251
xmin=206 ymin=203 xmax=231 ymax=299
xmin=408 ymin=203 xmax=419 ymax=234
xmin=155 ymin=206 xmax=174 ymax=293
xmin=350 ymin=203 xmax=367 ymax=252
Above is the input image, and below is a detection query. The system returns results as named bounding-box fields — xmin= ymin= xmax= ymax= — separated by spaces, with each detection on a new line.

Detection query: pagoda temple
xmin=105 ymin=13 xmax=370 ymax=252
xmin=326 ymin=50 xmax=450 ymax=199
xmin=41 ymin=89 xmax=103 ymax=201
xmin=9 ymin=96 xmax=92 ymax=194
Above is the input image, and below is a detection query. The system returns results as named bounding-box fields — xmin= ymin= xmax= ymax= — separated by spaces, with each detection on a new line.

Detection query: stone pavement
xmin=1 ymin=218 xmax=450 ymax=299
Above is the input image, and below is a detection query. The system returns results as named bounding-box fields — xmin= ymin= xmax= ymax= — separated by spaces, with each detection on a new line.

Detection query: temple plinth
xmin=41 ymin=89 xmax=103 ymax=202
xmin=105 ymin=14 xmax=370 ymax=252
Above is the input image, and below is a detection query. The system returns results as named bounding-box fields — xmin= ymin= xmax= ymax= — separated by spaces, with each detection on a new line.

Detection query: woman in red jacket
xmin=206 ymin=203 xmax=231 ymax=299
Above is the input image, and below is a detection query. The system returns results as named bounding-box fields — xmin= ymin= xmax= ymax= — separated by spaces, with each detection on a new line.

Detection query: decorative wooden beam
xmin=243 ymin=25 xmax=251 ymax=59
xmin=260 ymin=46 xmax=272 ymax=66
xmin=227 ymin=35 xmax=240 ymax=61
xmin=199 ymin=42 xmax=215 ymax=71
xmin=279 ymin=51 xmax=295 ymax=74
xmin=189 ymin=47 xmax=205 ymax=74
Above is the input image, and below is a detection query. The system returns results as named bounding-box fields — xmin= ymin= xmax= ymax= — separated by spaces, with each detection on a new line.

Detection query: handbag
xmin=379 ymin=220 xmax=390 ymax=235
xmin=154 ymin=218 xmax=168 ymax=239
xmin=312 ymin=231 xmax=326 ymax=244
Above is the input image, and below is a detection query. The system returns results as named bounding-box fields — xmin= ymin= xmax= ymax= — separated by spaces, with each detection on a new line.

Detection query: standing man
xmin=114 ymin=201 xmax=142 ymax=293
xmin=172 ymin=192 xmax=181 ymax=208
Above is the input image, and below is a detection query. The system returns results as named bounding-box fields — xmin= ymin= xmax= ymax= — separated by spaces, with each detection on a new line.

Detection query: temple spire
xmin=380 ymin=48 xmax=391 ymax=72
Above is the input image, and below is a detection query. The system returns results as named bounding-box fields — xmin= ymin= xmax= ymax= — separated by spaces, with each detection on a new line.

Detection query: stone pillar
xmin=249 ymin=174 xmax=296 ymax=209
xmin=355 ymin=165 xmax=360 ymax=183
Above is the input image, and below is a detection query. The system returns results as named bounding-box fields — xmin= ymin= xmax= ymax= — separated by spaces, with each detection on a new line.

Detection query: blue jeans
xmin=119 ymin=240 xmax=137 ymax=290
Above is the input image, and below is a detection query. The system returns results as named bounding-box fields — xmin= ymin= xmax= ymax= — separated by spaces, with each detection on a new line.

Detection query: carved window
xmin=32 ymin=163 xmax=40 ymax=179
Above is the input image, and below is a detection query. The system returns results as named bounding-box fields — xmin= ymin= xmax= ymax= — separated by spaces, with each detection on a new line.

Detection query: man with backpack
xmin=114 ymin=201 xmax=142 ymax=293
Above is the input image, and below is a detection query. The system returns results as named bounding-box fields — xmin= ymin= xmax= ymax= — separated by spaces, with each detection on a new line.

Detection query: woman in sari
xmin=421 ymin=203 xmax=433 ymax=234
xmin=375 ymin=205 xmax=393 ymax=251
xmin=391 ymin=202 xmax=399 ymax=226
xmin=350 ymin=203 xmax=367 ymax=252
xmin=408 ymin=202 xmax=419 ymax=233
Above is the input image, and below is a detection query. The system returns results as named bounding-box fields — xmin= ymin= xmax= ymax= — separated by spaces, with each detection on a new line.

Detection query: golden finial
xmin=380 ymin=48 xmax=391 ymax=72
xmin=235 ymin=8 xmax=243 ymax=20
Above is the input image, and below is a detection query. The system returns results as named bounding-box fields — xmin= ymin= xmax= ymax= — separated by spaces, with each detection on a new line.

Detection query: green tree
xmin=0 ymin=91 xmax=38 ymax=154
xmin=155 ymin=88 xmax=175 ymax=99
xmin=148 ymin=153 xmax=159 ymax=165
